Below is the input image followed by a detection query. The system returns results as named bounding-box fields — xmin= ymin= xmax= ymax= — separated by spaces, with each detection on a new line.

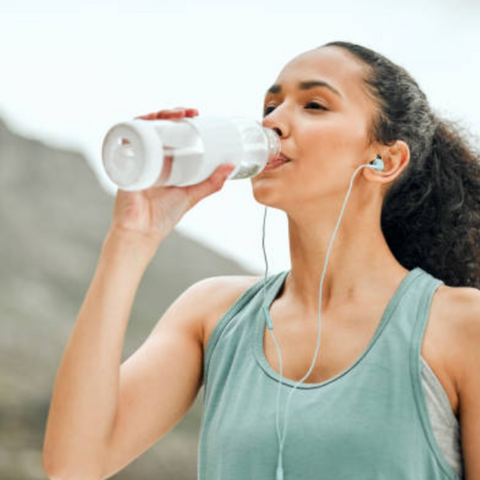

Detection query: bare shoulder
xmin=197 ymin=275 xmax=264 ymax=353
xmin=433 ymin=284 xmax=480 ymax=341
xmin=436 ymin=285 xmax=480 ymax=477
xmin=440 ymin=285 xmax=480 ymax=366
xmin=430 ymin=284 xmax=480 ymax=394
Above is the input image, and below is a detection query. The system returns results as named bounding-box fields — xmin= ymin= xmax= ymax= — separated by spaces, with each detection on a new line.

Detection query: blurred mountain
xmin=0 ymin=117 xmax=254 ymax=480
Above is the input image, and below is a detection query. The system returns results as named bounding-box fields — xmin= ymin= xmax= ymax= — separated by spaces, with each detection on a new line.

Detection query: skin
xmin=251 ymin=46 xmax=412 ymax=319
xmin=248 ymin=46 xmax=480 ymax=477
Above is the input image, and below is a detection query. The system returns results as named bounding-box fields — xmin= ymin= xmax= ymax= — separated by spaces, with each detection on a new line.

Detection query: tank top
xmin=198 ymin=267 xmax=464 ymax=479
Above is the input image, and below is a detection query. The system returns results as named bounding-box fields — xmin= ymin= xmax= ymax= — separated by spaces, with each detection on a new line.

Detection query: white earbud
xmin=369 ymin=154 xmax=384 ymax=171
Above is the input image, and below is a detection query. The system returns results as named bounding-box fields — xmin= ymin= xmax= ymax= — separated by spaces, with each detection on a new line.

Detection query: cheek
xmin=300 ymin=115 xmax=368 ymax=160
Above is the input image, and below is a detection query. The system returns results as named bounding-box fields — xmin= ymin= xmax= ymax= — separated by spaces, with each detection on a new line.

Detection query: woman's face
xmin=251 ymin=46 xmax=379 ymax=210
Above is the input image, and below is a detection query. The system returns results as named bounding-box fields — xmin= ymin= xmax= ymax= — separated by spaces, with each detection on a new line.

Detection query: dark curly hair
xmin=320 ymin=41 xmax=480 ymax=289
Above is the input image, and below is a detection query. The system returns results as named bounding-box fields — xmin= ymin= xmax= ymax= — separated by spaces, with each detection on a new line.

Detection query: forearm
xmin=42 ymin=229 xmax=161 ymax=480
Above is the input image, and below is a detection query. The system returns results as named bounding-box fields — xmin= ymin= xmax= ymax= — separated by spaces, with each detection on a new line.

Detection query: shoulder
xmin=196 ymin=274 xmax=264 ymax=312
xmin=438 ymin=286 xmax=480 ymax=478
xmin=436 ymin=285 xmax=480 ymax=344
xmin=444 ymin=286 xmax=480 ymax=373
xmin=192 ymin=275 xmax=264 ymax=308
xmin=434 ymin=285 xmax=480 ymax=390
xmin=193 ymin=275 xmax=264 ymax=351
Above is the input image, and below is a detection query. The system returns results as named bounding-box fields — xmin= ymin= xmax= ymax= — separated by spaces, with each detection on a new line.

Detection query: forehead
xmin=271 ymin=47 xmax=371 ymax=107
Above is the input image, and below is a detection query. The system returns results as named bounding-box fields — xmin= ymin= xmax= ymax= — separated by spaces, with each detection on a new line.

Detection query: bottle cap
xmin=102 ymin=120 xmax=164 ymax=191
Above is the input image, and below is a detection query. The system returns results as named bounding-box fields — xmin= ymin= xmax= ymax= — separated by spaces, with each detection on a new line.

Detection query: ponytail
xmin=322 ymin=41 xmax=480 ymax=288
xmin=382 ymin=116 xmax=480 ymax=288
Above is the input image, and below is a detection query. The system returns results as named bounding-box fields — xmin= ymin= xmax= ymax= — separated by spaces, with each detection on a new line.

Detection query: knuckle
xmin=212 ymin=174 xmax=223 ymax=187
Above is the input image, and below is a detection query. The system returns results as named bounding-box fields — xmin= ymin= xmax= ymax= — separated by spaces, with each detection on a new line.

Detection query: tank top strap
xmin=409 ymin=268 xmax=453 ymax=475
xmin=203 ymin=270 xmax=285 ymax=396
xmin=409 ymin=267 xmax=445 ymax=360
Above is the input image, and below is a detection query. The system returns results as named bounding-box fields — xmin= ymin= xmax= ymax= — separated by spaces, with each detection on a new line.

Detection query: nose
xmin=270 ymin=126 xmax=283 ymax=137
xmin=262 ymin=110 xmax=288 ymax=139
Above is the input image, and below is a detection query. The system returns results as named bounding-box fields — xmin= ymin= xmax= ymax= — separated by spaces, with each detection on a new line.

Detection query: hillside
xmin=0 ymin=117 xmax=254 ymax=480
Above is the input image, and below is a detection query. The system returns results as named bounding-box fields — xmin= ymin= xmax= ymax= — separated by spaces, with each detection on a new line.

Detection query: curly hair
xmin=320 ymin=41 xmax=480 ymax=289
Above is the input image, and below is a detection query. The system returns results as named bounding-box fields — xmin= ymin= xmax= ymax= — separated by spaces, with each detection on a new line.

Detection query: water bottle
xmin=101 ymin=115 xmax=281 ymax=191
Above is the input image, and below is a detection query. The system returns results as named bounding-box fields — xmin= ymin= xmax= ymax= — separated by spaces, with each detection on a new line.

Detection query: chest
xmin=203 ymin=282 xmax=460 ymax=417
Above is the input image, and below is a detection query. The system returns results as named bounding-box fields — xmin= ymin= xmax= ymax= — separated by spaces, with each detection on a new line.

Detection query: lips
xmin=263 ymin=153 xmax=292 ymax=172
xmin=266 ymin=152 xmax=292 ymax=166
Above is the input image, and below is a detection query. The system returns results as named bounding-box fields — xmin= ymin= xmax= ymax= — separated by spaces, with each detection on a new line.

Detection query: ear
xmin=363 ymin=140 xmax=410 ymax=188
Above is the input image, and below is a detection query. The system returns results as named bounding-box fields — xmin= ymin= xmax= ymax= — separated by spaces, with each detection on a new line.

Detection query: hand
xmin=109 ymin=107 xmax=236 ymax=243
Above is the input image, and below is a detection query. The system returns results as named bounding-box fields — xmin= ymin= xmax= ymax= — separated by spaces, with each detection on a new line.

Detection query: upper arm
xmin=99 ymin=276 xmax=225 ymax=480
xmin=452 ymin=288 xmax=480 ymax=480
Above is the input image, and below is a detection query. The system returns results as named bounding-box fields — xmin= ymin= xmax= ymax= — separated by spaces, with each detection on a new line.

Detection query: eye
xmin=263 ymin=101 xmax=327 ymax=117
xmin=305 ymin=102 xmax=327 ymax=111
xmin=263 ymin=105 xmax=276 ymax=116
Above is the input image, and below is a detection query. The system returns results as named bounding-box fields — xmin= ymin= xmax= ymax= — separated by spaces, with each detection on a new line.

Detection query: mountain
xmin=0 ymin=117 xmax=254 ymax=480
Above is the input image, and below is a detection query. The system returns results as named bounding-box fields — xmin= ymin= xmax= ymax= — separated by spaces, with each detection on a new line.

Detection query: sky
xmin=1 ymin=0 xmax=479 ymax=275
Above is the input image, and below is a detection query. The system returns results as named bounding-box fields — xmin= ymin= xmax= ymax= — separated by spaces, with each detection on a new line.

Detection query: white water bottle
xmin=101 ymin=115 xmax=281 ymax=191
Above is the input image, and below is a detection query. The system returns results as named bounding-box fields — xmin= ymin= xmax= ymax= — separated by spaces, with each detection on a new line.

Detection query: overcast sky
xmin=1 ymin=0 xmax=479 ymax=275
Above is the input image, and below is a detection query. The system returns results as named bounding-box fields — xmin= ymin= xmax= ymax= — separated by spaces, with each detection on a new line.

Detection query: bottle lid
xmin=102 ymin=120 xmax=164 ymax=191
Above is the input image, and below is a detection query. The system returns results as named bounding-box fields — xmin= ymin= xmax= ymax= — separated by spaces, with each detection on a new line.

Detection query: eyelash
xmin=263 ymin=101 xmax=327 ymax=117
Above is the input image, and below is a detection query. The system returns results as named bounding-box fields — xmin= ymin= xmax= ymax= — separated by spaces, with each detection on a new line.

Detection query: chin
xmin=250 ymin=182 xmax=289 ymax=210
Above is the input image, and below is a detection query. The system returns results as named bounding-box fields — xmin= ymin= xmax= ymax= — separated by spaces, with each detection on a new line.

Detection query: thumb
xmin=187 ymin=163 xmax=236 ymax=207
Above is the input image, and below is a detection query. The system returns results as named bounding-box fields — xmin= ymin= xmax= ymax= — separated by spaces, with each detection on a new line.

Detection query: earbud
xmin=369 ymin=154 xmax=384 ymax=171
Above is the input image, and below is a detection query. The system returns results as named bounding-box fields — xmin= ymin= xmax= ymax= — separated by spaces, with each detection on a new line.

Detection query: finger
xmin=157 ymin=110 xmax=186 ymax=119
xmin=135 ymin=107 xmax=197 ymax=121
xmin=185 ymin=108 xmax=199 ymax=117
xmin=166 ymin=108 xmax=198 ymax=118
xmin=134 ymin=110 xmax=181 ymax=120
xmin=187 ymin=164 xmax=235 ymax=206
xmin=137 ymin=110 xmax=178 ymax=119
xmin=159 ymin=107 xmax=196 ymax=117
xmin=135 ymin=112 xmax=157 ymax=120
xmin=176 ymin=107 xmax=198 ymax=115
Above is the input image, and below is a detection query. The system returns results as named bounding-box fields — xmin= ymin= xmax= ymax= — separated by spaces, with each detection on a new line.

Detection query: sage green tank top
xmin=198 ymin=267 xmax=462 ymax=480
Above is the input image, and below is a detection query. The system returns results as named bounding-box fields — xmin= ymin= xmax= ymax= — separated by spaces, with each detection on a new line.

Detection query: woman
xmin=43 ymin=42 xmax=480 ymax=480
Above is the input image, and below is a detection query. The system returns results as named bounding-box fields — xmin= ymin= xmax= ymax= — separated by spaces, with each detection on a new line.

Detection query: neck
xmin=284 ymin=199 xmax=409 ymax=316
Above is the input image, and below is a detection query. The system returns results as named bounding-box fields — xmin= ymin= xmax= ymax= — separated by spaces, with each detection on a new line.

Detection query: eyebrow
xmin=264 ymin=79 xmax=342 ymax=99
